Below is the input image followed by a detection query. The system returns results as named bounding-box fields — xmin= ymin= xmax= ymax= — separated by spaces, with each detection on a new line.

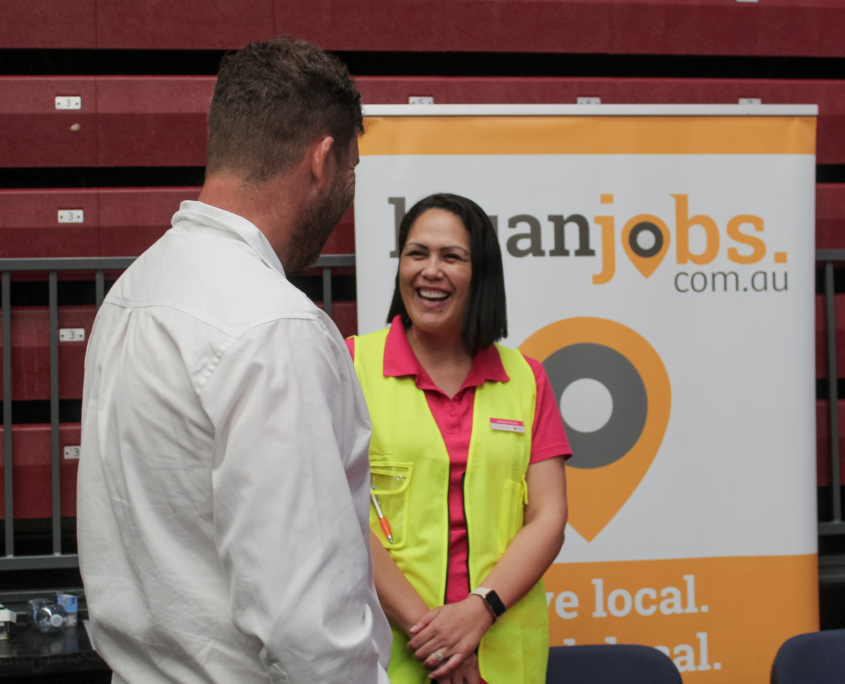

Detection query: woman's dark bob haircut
xmin=387 ymin=193 xmax=507 ymax=354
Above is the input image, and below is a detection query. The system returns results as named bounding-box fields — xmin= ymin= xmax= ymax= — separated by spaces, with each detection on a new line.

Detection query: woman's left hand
xmin=407 ymin=596 xmax=494 ymax=679
xmin=434 ymin=652 xmax=482 ymax=684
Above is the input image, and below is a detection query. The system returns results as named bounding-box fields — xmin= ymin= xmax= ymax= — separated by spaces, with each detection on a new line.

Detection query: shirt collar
xmin=383 ymin=315 xmax=510 ymax=392
xmin=171 ymin=200 xmax=286 ymax=276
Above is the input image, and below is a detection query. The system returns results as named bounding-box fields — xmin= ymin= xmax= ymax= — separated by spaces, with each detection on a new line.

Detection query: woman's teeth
xmin=419 ymin=289 xmax=449 ymax=302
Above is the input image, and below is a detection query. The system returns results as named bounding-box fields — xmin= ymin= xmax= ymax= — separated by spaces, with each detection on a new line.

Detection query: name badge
xmin=490 ymin=418 xmax=525 ymax=433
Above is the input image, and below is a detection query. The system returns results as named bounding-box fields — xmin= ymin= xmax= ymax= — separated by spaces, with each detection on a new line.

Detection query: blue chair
xmin=547 ymin=645 xmax=682 ymax=684
xmin=771 ymin=629 xmax=845 ymax=684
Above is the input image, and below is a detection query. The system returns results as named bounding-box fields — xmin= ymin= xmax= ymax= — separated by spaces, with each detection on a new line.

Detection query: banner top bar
xmin=362 ymin=104 xmax=819 ymax=117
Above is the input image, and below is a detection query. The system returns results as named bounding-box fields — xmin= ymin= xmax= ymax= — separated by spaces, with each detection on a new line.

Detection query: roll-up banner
xmin=354 ymin=104 xmax=819 ymax=683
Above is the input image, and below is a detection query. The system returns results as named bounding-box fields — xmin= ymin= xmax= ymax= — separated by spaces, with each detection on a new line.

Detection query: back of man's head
xmin=206 ymin=36 xmax=363 ymax=184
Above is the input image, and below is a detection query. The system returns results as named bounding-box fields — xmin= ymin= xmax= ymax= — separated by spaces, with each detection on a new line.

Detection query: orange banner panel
xmin=361 ymin=116 xmax=816 ymax=156
xmin=544 ymin=554 xmax=819 ymax=683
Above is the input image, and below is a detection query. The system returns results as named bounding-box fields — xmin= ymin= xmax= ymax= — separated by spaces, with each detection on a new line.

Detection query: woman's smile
xmin=417 ymin=288 xmax=451 ymax=305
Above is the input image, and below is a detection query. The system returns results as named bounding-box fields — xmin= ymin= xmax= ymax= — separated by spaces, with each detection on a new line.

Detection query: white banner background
xmin=354 ymin=108 xmax=818 ymax=681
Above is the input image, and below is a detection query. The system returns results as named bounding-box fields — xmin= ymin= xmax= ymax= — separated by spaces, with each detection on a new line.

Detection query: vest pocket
xmin=497 ymin=478 xmax=527 ymax=554
xmin=370 ymin=462 xmax=414 ymax=550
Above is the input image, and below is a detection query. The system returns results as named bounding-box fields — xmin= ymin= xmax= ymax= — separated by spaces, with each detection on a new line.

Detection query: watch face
xmin=486 ymin=590 xmax=507 ymax=617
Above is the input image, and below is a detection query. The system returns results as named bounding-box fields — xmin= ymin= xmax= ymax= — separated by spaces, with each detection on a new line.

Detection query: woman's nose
xmin=420 ymin=257 xmax=441 ymax=278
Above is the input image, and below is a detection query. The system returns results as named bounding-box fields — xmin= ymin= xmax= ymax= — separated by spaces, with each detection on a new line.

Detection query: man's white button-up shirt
xmin=78 ymin=201 xmax=392 ymax=683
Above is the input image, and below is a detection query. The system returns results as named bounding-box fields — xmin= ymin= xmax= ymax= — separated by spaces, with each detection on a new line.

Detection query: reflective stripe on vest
xmin=353 ymin=328 xmax=549 ymax=684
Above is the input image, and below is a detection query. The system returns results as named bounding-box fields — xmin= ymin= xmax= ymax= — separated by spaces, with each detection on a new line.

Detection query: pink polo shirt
xmin=348 ymin=316 xmax=571 ymax=606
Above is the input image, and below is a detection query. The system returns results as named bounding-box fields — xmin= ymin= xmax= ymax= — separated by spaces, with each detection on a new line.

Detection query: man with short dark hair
xmin=78 ymin=37 xmax=392 ymax=683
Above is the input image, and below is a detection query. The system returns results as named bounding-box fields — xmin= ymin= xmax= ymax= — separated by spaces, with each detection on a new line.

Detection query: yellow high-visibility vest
xmin=353 ymin=327 xmax=548 ymax=684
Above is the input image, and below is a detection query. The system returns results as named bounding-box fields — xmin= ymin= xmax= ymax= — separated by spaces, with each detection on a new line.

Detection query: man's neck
xmin=198 ymin=172 xmax=300 ymax=263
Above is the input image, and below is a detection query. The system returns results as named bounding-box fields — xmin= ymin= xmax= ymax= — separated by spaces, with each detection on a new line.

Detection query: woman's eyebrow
xmin=441 ymin=245 xmax=469 ymax=255
xmin=404 ymin=241 xmax=469 ymax=255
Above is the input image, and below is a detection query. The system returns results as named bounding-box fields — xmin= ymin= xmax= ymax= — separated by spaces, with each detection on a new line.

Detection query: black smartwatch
xmin=470 ymin=587 xmax=506 ymax=622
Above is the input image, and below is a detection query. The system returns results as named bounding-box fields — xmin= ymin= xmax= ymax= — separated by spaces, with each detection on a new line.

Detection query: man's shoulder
xmin=106 ymin=229 xmax=321 ymax=338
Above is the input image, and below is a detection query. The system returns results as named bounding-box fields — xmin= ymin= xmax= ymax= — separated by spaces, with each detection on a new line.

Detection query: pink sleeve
xmin=524 ymin=355 xmax=572 ymax=464
xmin=345 ymin=336 xmax=355 ymax=361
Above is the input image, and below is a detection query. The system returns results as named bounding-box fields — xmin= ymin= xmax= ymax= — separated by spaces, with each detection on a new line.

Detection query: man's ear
xmin=310 ymin=135 xmax=336 ymax=189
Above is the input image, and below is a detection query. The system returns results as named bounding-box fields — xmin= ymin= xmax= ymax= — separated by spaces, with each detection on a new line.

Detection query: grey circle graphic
xmin=629 ymin=222 xmax=663 ymax=258
xmin=543 ymin=343 xmax=647 ymax=470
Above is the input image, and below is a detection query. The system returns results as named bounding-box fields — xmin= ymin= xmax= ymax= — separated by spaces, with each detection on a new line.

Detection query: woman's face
xmin=399 ymin=208 xmax=472 ymax=341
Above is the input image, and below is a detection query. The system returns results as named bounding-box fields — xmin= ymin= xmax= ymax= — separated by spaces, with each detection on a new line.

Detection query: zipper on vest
xmin=442 ymin=468 xmax=453 ymax=605
xmin=443 ymin=480 xmax=452 ymax=606
xmin=463 ymin=470 xmax=485 ymax=664
xmin=461 ymin=470 xmax=472 ymax=594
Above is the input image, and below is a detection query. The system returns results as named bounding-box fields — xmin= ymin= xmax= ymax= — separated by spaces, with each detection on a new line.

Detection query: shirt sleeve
xmin=524 ymin=355 xmax=573 ymax=464
xmin=345 ymin=335 xmax=356 ymax=360
xmin=199 ymin=317 xmax=389 ymax=683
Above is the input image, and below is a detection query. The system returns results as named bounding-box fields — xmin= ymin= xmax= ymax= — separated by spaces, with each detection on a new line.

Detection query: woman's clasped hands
xmin=407 ymin=596 xmax=494 ymax=683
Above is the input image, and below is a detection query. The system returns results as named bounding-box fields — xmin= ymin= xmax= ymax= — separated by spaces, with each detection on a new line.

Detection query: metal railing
xmin=3 ymin=252 xmax=840 ymax=569
xmin=818 ymin=249 xmax=845 ymax=538
xmin=0 ymin=254 xmax=354 ymax=571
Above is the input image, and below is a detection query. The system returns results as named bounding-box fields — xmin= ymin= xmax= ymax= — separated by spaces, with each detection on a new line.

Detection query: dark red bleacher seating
xmin=100 ymin=187 xmax=200 ymax=255
xmin=0 ymin=188 xmax=202 ymax=259
xmin=0 ymin=190 xmax=100 ymax=258
xmin=0 ymin=0 xmax=96 ymax=49
xmin=0 ymin=307 xmax=96 ymax=401
xmin=0 ymin=423 xmax=80 ymax=519
xmin=279 ymin=0 xmax=845 ymax=58
xmin=0 ymin=78 xmax=97 ymax=168
xmin=818 ymin=184 xmax=845 ymax=250
xmin=2 ymin=76 xmax=845 ymax=166
xmin=0 ymin=76 xmax=212 ymax=169
xmin=96 ymin=0 xmax=273 ymax=50
xmin=4 ymin=0 xmax=845 ymax=56
xmin=817 ymin=401 xmax=845 ymax=487
xmin=97 ymin=78 xmax=215 ymax=167
xmin=0 ymin=186 xmax=345 ymax=259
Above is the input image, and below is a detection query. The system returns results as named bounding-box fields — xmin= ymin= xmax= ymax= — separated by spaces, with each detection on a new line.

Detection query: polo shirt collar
xmin=383 ymin=315 xmax=510 ymax=392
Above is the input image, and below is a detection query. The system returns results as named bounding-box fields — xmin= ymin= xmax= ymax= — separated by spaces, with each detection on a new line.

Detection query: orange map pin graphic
xmin=520 ymin=317 xmax=671 ymax=541
xmin=622 ymin=214 xmax=671 ymax=279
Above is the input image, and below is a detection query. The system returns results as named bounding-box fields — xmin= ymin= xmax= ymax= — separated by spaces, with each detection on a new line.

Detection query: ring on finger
xmin=434 ymin=651 xmax=444 ymax=662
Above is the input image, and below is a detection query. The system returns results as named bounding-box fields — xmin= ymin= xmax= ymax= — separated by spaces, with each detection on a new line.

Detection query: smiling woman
xmin=398 ymin=208 xmax=472 ymax=360
xmin=347 ymin=193 xmax=573 ymax=684
xmin=389 ymin=194 xmax=508 ymax=362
